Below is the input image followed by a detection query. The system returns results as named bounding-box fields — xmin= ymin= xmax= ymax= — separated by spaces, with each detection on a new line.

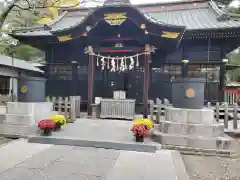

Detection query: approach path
xmin=0 ymin=139 xmax=189 ymax=180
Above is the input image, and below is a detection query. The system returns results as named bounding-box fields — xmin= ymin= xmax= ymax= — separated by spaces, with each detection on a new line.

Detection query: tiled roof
xmin=12 ymin=0 xmax=240 ymax=36
xmin=0 ymin=55 xmax=44 ymax=73
xmin=103 ymin=0 xmax=131 ymax=6
xmin=50 ymin=16 xmax=85 ymax=32
xmin=147 ymin=7 xmax=240 ymax=30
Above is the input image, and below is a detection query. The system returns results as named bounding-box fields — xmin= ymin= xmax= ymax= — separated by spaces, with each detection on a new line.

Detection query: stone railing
xmin=46 ymin=96 xmax=81 ymax=122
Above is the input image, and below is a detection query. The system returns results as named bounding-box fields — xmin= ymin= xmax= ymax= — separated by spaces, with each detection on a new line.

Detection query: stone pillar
xmin=9 ymin=77 xmax=18 ymax=101
xmin=87 ymin=53 xmax=95 ymax=116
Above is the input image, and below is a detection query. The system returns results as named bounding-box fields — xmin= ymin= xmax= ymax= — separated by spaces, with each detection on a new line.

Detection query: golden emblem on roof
xmin=20 ymin=86 xmax=28 ymax=94
xmin=161 ymin=31 xmax=180 ymax=39
xmin=57 ymin=35 xmax=72 ymax=42
xmin=104 ymin=13 xmax=127 ymax=26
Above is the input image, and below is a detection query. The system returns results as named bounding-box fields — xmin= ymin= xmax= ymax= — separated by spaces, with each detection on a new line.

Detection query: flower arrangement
xmin=49 ymin=115 xmax=67 ymax=131
xmin=131 ymin=124 xmax=149 ymax=142
xmin=38 ymin=119 xmax=56 ymax=135
xmin=134 ymin=118 xmax=153 ymax=129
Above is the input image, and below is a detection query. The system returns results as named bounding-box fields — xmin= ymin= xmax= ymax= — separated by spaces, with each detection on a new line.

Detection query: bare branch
xmin=0 ymin=0 xmax=20 ymax=29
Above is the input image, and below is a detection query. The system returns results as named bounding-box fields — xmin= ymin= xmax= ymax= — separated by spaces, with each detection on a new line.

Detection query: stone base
xmin=4 ymin=114 xmax=35 ymax=126
xmin=4 ymin=102 xmax=57 ymax=126
xmin=152 ymin=107 xmax=238 ymax=155
xmin=0 ymin=106 xmax=6 ymax=114
xmin=152 ymin=131 xmax=235 ymax=151
xmin=165 ymin=107 xmax=214 ymax=125
xmin=7 ymin=102 xmax=53 ymax=115
xmin=156 ymin=121 xmax=224 ymax=137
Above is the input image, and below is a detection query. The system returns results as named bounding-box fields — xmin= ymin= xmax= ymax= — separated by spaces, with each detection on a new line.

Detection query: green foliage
xmin=14 ymin=45 xmax=44 ymax=61
xmin=0 ymin=42 xmax=44 ymax=61
xmin=227 ymin=49 xmax=240 ymax=82
xmin=0 ymin=0 xmax=45 ymax=62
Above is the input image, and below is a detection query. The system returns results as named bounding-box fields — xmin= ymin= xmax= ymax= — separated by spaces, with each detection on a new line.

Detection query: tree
xmin=0 ymin=0 xmax=88 ymax=61
xmin=0 ymin=0 xmax=103 ymax=29
xmin=227 ymin=48 xmax=240 ymax=82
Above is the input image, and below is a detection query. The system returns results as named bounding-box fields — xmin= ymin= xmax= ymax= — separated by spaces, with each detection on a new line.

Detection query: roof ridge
xmin=61 ymin=0 xmax=209 ymax=12
xmin=50 ymin=3 xmax=185 ymax=33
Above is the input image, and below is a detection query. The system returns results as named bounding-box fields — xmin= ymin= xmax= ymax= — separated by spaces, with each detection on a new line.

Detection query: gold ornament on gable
xmin=104 ymin=13 xmax=127 ymax=26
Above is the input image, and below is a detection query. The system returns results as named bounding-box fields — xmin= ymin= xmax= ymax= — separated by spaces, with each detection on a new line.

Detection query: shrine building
xmin=9 ymin=0 xmax=240 ymax=114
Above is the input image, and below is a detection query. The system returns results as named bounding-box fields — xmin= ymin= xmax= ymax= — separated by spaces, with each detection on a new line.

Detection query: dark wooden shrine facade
xmin=10 ymin=0 xmax=240 ymax=114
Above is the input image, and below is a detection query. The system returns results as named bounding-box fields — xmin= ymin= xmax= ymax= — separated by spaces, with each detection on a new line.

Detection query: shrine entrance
xmin=94 ymin=53 xmax=144 ymax=104
xmin=87 ymin=48 xmax=149 ymax=105
xmin=59 ymin=4 xmax=186 ymax=116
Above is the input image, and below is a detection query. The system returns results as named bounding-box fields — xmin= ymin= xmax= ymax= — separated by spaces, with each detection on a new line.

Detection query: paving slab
xmin=0 ymin=139 xmax=52 ymax=173
xmin=0 ymin=143 xmax=189 ymax=180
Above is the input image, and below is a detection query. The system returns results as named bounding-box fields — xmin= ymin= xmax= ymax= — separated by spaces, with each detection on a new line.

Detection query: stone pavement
xmin=0 ymin=139 xmax=52 ymax=173
xmin=45 ymin=119 xmax=139 ymax=142
xmin=0 ymin=139 xmax=189 ymax=180
xmin=29 ymin=119 xmax=160 ymax=152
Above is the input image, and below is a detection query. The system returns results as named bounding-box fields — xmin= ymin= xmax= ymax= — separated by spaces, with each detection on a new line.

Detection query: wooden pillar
xmin=219 ymin=59 xmax=228 ymax=102
xmin=71 ymin=61 xmax=78 ymax=96
xmin=87 ymin=53 xmax=95 ymax=116
xmin=143 ymin=45 xmax=151 ymax=118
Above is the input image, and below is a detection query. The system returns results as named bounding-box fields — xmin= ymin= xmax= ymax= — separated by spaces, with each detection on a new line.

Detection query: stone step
xmin=157 ymin=121 xmax=224 ymax=137
xmin=0 ymin=114 xmax=5 ymax=124
xmin=5 ymin=111 xmax=58 ymax=126
xmin=0 ymin=124 xmax=37 ymax=138
xmin=28 ymin=135 xmax=159 ymax=153
xmin=152 ymin=131 xmax=235 ymax=151
xmin=5 ymin=114 xmax=35 ymax=126
xmin=7 ymin=102 xmax=53 ymax=115
xmin=161 ymin=144 xmax=238 ymax=157
xmin=165 ymin=107 xmax=215 ymax=125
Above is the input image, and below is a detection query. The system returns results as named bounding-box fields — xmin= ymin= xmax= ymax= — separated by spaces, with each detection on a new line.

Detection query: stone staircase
xmin=151 ymin=107 xmax=239 ymax=156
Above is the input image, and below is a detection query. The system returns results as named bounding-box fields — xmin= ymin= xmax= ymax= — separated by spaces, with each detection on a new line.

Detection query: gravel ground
xmin=182 ymin=139 xmax=240 ymax=180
